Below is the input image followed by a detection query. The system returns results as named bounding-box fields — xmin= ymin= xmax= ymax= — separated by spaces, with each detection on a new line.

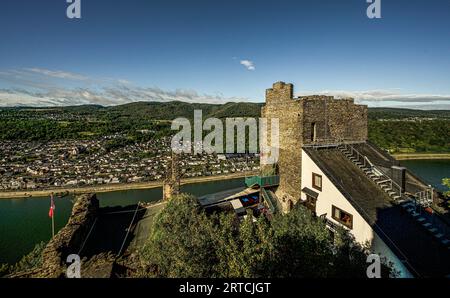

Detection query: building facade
xmin=261 ymin=81 xmax=368 ymax=212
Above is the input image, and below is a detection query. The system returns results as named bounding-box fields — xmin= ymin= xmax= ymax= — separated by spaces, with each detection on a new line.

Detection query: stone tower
xmin=261 ymin=82 xmax=368 ymax=212
xmin=163 ymin=152 xmax=181 ymax=200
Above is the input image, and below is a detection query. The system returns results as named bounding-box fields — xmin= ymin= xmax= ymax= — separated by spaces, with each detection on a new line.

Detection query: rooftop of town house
xmin=303 ymin=146 xmax=392 ymax=225
xmin=303 ymin=145 xmax=450 ymax=277
xmin=198 ymin=186 xmax=249 ymax=207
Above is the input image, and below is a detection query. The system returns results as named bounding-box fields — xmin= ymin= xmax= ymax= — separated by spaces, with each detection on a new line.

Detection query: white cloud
xmin=24 ymin=68 xmax=89 ymax=81
xmin=1 ymin=67 xmax=449 ymax=110
xmin=240 ymin=60 xmax=255 ymax=71
xmin=0 ymin=67 xmax=251 ymax=107
xmin=297 ymin=89 xmax=450 ymax=104
xmin=0 ymin=86 xmax=251 ymax=107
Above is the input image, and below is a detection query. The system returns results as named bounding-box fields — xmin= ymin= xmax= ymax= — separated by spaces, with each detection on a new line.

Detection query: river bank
xmin=0 ymin=172 xmax=255 ymax=199
xmin=393 ymin=153 xmax=450 ymax=160
xmin=0 ymin=177 xmax=248 ymax=264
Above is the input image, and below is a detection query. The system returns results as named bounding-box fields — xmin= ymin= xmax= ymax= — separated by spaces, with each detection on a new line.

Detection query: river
xmin=400 ymin=159 xmax=449 ymax=192
xmin=0 ymin=178 xmax=244 ymax=264
xmin=1 ymin=159 xmax=449 ymax=265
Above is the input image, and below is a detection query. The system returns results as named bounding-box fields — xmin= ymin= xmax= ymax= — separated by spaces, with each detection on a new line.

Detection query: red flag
xmin=48 ymin=194 xmax=55 ymax=218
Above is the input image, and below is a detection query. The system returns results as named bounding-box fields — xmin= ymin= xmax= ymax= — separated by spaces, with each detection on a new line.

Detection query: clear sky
xmin=0 ymin=0 xmax=449 ymax=109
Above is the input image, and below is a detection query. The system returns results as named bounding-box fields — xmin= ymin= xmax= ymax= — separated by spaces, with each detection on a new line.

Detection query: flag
xmin=48 ymin=194 xmax=55 ymax=218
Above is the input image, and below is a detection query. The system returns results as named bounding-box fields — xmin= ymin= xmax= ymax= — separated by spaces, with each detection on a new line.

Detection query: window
xmin=332 ymin=205 xmax=353 ymax=229
xmin=305 ymin=195 xmax=317 ymax=215
xmin=312 ymin=173 xmax=322 ymax=191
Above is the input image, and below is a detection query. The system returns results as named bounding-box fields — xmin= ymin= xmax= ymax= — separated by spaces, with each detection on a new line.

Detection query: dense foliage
xmin=368 ymin=120 xmax=450 ymax=153
xmin=0 ymin=118 xmax=171 ymax=142
xmin=0 ymin=242 xmax=45 ymax=277
xmin=140 ymin=194 xmax=393 ymax=278
xmin=443 ymin=178 xmax=450 ymax=197
xmin=367 ymin=108 xmax=450 ymax=120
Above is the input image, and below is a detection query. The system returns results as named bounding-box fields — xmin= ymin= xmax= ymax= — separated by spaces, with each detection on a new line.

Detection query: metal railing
xmin=338 ymin=144 xmax=403 ymax=200
xmin=339 ymin=143 xmax=370 ymax=168
xmin=261 ymin=187 xmax=277 ymax=213
xmin=245 ymin=175 xmax=279 ymax=188
xmin=414 ymin=188 xmax=433 ymax=208
xmin=303 ymin=138 xmax=365 ymax=149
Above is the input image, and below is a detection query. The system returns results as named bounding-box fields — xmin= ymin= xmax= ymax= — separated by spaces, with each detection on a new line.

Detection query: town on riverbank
xmin=0 ymin=172 xmax=254 ymax=199
xmin=1 ymin=106 xmax=449 ymax=197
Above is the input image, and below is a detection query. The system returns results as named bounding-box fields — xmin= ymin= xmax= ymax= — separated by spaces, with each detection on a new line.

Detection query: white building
xmin=294 ymin=143 xmax=449 ymax=277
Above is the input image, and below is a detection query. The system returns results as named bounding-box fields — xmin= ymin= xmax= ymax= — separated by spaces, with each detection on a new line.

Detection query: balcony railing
xmin=245 ymin=175 xmax=279 ymax=188
xmin=261 ymin=187 xmax=277 ymax=213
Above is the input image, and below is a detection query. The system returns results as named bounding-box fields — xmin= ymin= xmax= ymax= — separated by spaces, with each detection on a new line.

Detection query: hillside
xmin=104 ymin=101 xmax=263 ymax=119
xmin=0 ymin=102 xmax=449 ymax=153
xmin=368 ymin=108 xmax=450 ymax=120
xmin=3 ymin=102 xmax=449 ymax=120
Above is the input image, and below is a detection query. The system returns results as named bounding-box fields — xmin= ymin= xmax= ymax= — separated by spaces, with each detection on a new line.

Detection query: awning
xmin=302 ymin=187 xmax=319 ymax=199
xmin=230 ymin=199 xmax=244 ymax=210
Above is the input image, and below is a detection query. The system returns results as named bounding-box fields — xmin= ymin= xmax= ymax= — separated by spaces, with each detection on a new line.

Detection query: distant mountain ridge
xmin=1 ymin=101 xmax=449 ymax=120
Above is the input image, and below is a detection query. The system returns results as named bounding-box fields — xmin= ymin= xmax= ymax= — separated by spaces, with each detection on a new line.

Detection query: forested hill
xmin=2 ymin=102 xmax=449 ymax=120
xmin=0 ymin=102 xmax=449 ymax=153
xmin=0 ymin=101 xmax=264 ymax=120
xmin=367 ymin=108 xmax=450 ymax=120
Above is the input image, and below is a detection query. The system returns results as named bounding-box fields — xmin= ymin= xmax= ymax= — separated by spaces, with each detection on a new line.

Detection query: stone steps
xmin=377 ymin=179 xmax=390 ymax=185
xmin=339 ymin=145 xmax=404 ymax=203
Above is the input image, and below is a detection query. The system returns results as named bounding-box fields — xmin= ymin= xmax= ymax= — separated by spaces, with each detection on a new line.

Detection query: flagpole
xmin=50 ymin=193 xmax=55 ymax=238
xmin=51 ymin=212 xmax=55 ymax=238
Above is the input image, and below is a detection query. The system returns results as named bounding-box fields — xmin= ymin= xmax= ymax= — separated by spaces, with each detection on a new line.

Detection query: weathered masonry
xmin=261 ymin=81 xmax=368 ymax=212
xmin=163 ymin=152 xmax=181 ymax=200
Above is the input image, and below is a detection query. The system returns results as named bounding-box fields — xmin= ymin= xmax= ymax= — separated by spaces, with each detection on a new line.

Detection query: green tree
xmin=0 ymin=241 xmax=45 ymax=277
xmin=442 ymin=178 xmax=450 ymax=197
xmin=140 ymin=194 xmax=393 ymax=278
xmin=141 ymin=194 xmax=218 ymax=277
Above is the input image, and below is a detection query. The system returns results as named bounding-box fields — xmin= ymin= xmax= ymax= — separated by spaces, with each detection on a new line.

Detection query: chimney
xmin=391 ymin=166 xmax=406 ymax=192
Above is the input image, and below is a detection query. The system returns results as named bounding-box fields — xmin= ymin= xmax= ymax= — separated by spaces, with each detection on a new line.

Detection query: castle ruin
xmin=261 ymin=82 xmax=368 ymax=212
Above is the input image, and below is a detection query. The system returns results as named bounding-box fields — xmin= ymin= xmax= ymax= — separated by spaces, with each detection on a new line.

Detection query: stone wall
xmin=262 ymin=82 xmax=303 ymax=213
xmin=301 ymin=97 xmax=368 ymax=144
xmin=261 ymin=82 xmax=368 ymax=213
xmin=32 ymin=194 xmax=99 ymax=278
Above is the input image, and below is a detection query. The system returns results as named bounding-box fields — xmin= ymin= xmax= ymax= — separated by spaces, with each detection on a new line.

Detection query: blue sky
xmin=0 ymin=0 xmax=449 ymax=109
